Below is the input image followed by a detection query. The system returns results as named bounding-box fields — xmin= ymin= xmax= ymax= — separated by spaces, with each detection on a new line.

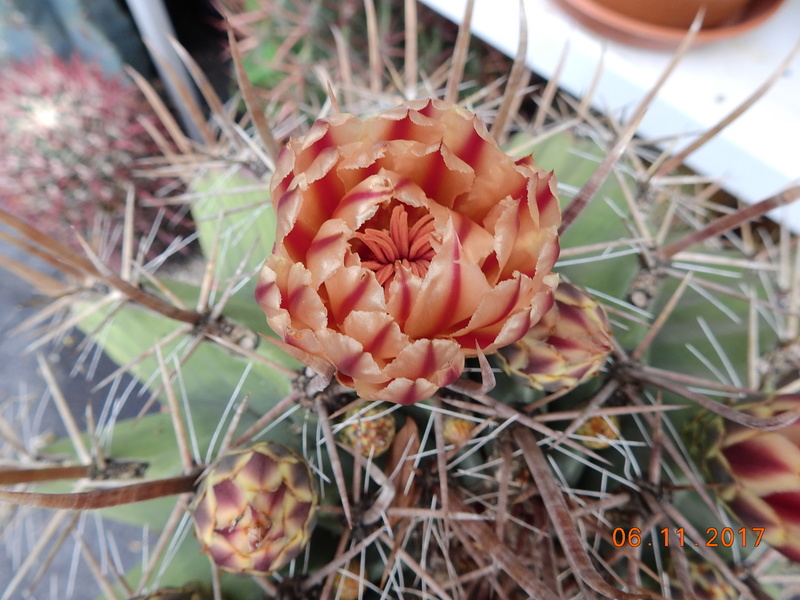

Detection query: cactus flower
xmin=497 ymin=281 xmax=612 ymax=392
xmin=191 ymin=442 xmax=317 ymax=574
xmin=699 ymin=396 xmax=800 ymax=563
xmin=256 ymin=98 xmax=561 ymax=405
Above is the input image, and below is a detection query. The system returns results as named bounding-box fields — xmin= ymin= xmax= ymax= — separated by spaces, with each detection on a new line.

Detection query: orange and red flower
xmin=256 ymin=99 xmax=561 ymax=404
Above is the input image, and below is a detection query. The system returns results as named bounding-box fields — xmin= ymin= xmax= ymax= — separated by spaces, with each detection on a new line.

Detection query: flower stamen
xmin=357 ymin=205 xmax=435 ymax=286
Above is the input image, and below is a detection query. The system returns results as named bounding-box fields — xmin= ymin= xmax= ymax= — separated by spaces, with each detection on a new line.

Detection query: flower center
xmin=356 ymin=205 xmax=435 ymax=286
xmin=244 ymin=506 xmax=272 ymax=551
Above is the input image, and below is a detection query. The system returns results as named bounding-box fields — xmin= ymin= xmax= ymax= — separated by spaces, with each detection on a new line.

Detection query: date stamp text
xmin=612 ymin=527 xmax=764 ymax=548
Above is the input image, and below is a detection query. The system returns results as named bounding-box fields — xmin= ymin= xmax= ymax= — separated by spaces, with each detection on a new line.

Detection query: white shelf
xmin=419 ymin=0 xmax=800 ymax=231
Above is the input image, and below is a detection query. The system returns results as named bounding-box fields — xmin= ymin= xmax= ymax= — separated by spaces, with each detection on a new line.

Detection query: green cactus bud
xmin=497 ymin=281 xmax=613 ymax=392
xmin=339 ymin=404 xmax=396 ymax=458
xmin=191 ymin=442 xmax=317 ymax=575
xmin=695 ymin=396 xmax=800 ymax=563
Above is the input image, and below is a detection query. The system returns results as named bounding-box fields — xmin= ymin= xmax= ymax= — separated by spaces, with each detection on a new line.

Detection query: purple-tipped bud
xmin=192 ymin=442 xmax=317 ymax=575
xmin=498 ymin=282 xmax=613 ymax=392
xmin=696 ymin=396 xmax=800 ymax=563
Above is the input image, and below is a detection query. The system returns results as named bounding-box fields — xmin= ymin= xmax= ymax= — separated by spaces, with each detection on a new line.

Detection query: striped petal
xmin=324 ymin=266 xmax=387 ymax=325
xmin=403 ymin=221 xmax=491 ymax=339
xmin=367 ymin=377 xmax=443 ymax=406
xmin=724 ymin=433 xmax=800 ymax=495
xmin=256 ymin=257 xmax=327 ymax=333
xmin=341 ymin=311 xmax=409 ymax=363
xmin=382 ymin=338 xmax=464 ymax=384
xmin=315 ymin=329 xmax=386 ymax=385
xmin=382 ymin=140 xmax=475 ymax=209
xmin=451 ymin=275 xmax=538 ymax=351
xmin=304 ymin=219 xmax=352 ymax=286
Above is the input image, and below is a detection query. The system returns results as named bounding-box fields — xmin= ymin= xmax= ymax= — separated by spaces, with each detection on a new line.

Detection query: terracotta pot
xmin=553 ymin=0 xmax=786 ymax=48
xmin=590 ymin=0 xmax=751 ymax=29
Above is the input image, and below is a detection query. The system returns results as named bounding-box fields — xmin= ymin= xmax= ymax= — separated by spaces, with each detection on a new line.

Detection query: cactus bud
xmin=333 ymin=562 xmax=367 ymax=600
xmin=575 ymin=414 xmax=619 ymax=449
xmin=695 ymin=396 xmax=800 ymax=563
xmin=339 ymin=404 xmax=396 ymax=457
xmin=443 ymin=416 xmax=476 ymax=446
xmin=192 ymin=442 xmax=317 ymax=574
xmin=131 ymin=583 xmax=214 ymax=600
xmin=498 ymin=281 xmax=612 ymax=392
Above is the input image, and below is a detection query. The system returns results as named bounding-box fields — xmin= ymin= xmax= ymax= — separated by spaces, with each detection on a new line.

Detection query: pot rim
xmin=552 ymin=0 xmax=786 ymax=49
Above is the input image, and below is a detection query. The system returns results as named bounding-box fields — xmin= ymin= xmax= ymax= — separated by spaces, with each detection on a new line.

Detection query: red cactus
xmin=0 ymin=53 xmax=193 ymax=265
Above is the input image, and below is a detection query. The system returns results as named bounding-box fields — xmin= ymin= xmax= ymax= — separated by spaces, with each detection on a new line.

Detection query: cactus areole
xmin=255 ymin=98 xmax=561 ymax=405
xmin=191 ymin=443 xmax=317 ymax=574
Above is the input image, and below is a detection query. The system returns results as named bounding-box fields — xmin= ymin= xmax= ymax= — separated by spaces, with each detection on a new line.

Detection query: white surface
xmin=419 ymin=0 xmax=800 ymax=231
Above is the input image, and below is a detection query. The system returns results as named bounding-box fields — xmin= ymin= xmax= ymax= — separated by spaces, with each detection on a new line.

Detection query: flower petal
xmin=382 ymin=338 xmax=464 ymax=386
xmin=332 ymin=173 xmax=395 ymax=230
xmin=384 ymin=140 xmax=475 ymax=209
xmin=324 ymin=266 xmax=387 ymax=325
xmin=257 ymin=258 xmax=327 ymax=332
xmin=341 ymin=310 xmax=409 ymax=363
xmin=315 ymin=329 xmax=387 ymax=384
xmin=723 ymin=433 xmax=800 ymax=495
xmin=367 ymin=377 xmax=442 ymax=406
xmin=304 ymin=219 xmax=352 ymax=286
xmin=403 ymin=221 xmax=491 ymax=339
